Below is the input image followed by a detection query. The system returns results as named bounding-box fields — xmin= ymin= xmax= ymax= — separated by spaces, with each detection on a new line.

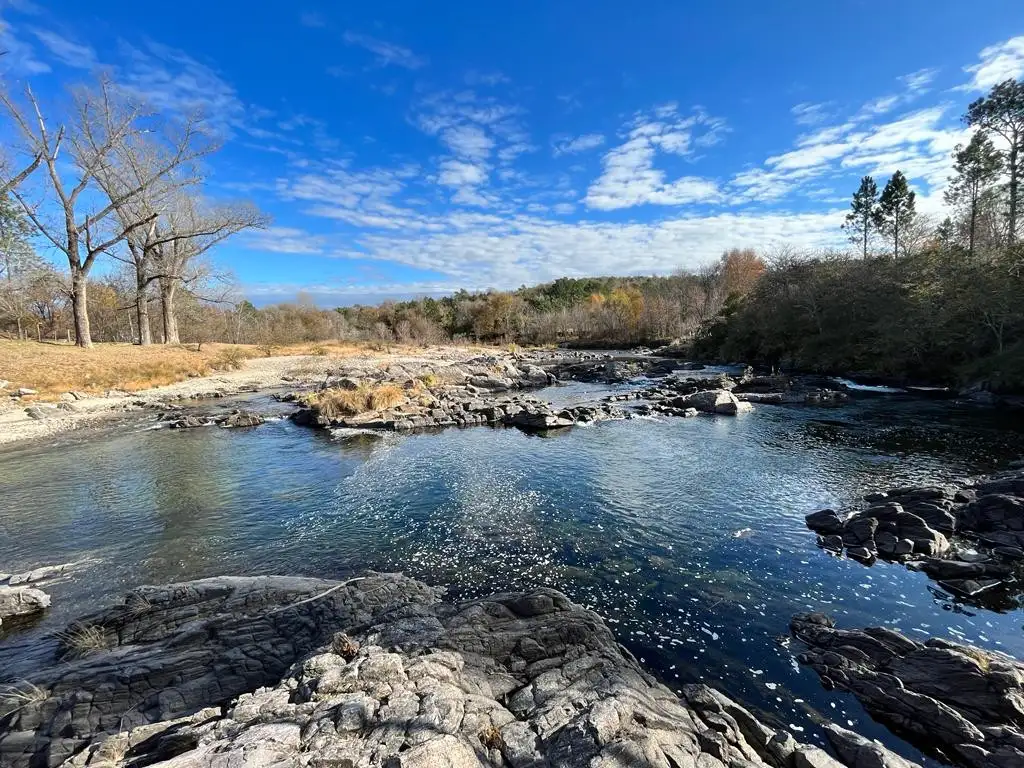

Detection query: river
xmin=2 ymin=380 xmax=1023 ymax=763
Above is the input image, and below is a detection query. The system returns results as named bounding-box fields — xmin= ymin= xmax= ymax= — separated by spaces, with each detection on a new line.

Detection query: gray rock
xmin=0 ymin=576 xmax=847 ymax=768
xmin=0 ymin=585 xmax=50 ymax=625
xmin=807 ymin=509 xmax=845 ymax=535
xmin=219 ymin=410 xmax=265 ymax=428
xmin=823 ymin=724 xmax=923 ymax=768
xmin=792 ymin=613 xmax=1024 ymax=768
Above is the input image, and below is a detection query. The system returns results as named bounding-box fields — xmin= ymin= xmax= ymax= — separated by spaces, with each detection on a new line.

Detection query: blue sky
xmin=2 ymin=1 xmax=1024 ymax=306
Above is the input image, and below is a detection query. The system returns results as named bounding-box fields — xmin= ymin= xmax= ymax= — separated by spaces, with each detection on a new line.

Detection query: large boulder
xmin=0 ymin=585 xmax=50 ymax=625
xmin=682 ymin=389 xmax=753 ymax=415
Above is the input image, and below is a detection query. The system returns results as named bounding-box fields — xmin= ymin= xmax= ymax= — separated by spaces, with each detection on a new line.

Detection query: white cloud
xmin=245 ymin=227 xmax=327 ymax=254
xmin=791 ymin=102 xmax=830 ymax=126
xmin=960 ymin=36 xmax=1024 ymax=91
xmin=552 ymin=133 xmax=605 ymax=156
xmin=438 ymin=159 xmax=488 ymax=187
xmin=321 ymin=209 xmax=845 ymax=289
xmin=29 ymin=28 xmax=96 ymax=68
xmin=584 ymin=107 xmax=725 ymax=210
xmin=116 ymin=40 xmax=247 ymax=135
xmin=343 ymin=31 xmax=426 ymax=69
xmin=0 ymin=16 xmax=50 ymax=74
xmin=465 ymin=70 xmax=510 ymax=86
xmin=900 ymin=67 xmax=938 ymax=93
xmin=441 ymin=124 xmax=494 ymax=160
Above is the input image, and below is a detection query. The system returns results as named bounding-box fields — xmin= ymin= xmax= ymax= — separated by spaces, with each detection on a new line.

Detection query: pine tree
xmin=965 ymin=78 xmax=1024 ymax=244
xmin=945 ymin=133 xmax=1003 ymax=257
xmin=874 ymin=171 xmax=916 ymax=257
xmin=842 ymin=176 xmax=879 ymax=258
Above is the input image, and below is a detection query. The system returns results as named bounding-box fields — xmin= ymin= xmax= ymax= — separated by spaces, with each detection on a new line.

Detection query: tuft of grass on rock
xmin=56 ymin=623 xmax=112 ymax=659
xmin=305 ymin=383 xmax=407 ymax=419
xmin=0 ymin=681 xmax=48 ymax=718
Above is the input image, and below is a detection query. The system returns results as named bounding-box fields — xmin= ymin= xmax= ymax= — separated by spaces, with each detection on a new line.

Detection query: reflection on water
xmin=2 ymin=387 xmax=1023 ymax=763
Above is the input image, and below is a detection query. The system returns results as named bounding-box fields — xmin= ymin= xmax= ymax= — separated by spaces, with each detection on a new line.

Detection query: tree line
xmin=0 ymin=73 xmax=265 ymax=347
xmin=696 ymin=78 xmax=1024 ymax=390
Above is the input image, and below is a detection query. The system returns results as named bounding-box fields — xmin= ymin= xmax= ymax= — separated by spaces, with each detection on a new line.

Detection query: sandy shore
xmin=0 ymin=346 xmax=494 ymax=447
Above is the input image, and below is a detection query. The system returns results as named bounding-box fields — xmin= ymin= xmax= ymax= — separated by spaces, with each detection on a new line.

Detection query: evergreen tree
xmin=965 ymin=78 xmax=1024 ymax=244
xmin=874 ymin=171 xmax=916 ymax=257
xmin=842 ymin=176 xmax=879 ymax=258
xmin=945 ymin=133 xmax=1003 ymax=257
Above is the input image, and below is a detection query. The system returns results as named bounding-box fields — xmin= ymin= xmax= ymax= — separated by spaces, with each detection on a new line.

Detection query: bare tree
xmin=150 ymin=194 xmax=266 ymax=344
xmin=0 ymin=76 xmax=207 ymax=347
xmin=94 ymin=136 xmax=208 ymax=344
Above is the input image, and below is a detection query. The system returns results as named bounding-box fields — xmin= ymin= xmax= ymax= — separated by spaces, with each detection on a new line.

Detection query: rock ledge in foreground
xmin=0 ymin=574 xmax=914 ymax=768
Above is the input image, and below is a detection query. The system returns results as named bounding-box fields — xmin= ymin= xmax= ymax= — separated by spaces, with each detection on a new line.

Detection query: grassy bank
xmin=0 ymin=340 xmax=373 ymax=401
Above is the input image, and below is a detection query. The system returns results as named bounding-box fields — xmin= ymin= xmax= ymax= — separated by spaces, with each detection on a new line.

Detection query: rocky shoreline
xmin=805 ymin=466 xmax=1024 ymax=607
xmin=1 ymin=574 xmax=923 ymax=768
xmin=791 ymin=612 xmax=1024 ymax=768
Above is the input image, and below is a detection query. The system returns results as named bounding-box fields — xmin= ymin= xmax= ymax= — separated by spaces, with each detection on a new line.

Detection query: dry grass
xmin=55 ymin=622 xmax=112 ymax=659
xmin=0 ymin=681 xmax=48 ymax=718
xmin=0 ymin=339 xmax=386 ymax=401
xmin=305 ymin=383 xmax=408 ymax=418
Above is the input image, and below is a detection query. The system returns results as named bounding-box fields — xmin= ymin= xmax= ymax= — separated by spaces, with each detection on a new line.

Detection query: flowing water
xmin=3 ymin=381 xmax=1024 ymax=763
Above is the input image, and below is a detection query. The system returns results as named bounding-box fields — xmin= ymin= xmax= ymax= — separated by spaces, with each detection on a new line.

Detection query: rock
xmin=0 ymin=575 xmax=847 ymax=768
xmin=807 ymin=509 xmax=845 ymax=535
xmin=792 ymin=612 xmax=1024 ymax=768
xmin=16 ymin=387 xmax=37 ymax=396
xmin=795 ymin=745 xmax=847 ymax=768
xmin=682 ymin=388 xmax=749 ymax=415
xmin=167 ymin=415 xmax=210 ymax=429
xmin=219 ymin=410 xmax=265 ymax=428
xmin=842 ymin=515 xmax=878 ymax=547
xmin=0 ymin=586 xmax=50 ymax=625
xmin=823 ymin=724 xmax=923 ymax=768
xmin=24 ymin=405 xmax=57 ymax=420
xmin=819 ymin=534 xmax=845 ymax=552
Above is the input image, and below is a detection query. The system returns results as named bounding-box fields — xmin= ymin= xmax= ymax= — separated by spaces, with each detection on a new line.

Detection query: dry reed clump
xmin=306 ymin=383 xmax=407 ymax=418
xmin=55 ymin=622 xmax=112 ymax=659
xmin=0 ymin=681 xmax=48 ymax=718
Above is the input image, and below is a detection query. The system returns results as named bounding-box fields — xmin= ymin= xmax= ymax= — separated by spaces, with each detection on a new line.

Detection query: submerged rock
xmin=2 ymin=575 xmax=880 ymax=768
xmin=791 ymin=612 xmax=1024 ymax=768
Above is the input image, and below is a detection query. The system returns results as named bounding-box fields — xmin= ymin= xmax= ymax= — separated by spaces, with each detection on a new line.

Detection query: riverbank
xmin=0 ymin=343 xmax=511 ymax=446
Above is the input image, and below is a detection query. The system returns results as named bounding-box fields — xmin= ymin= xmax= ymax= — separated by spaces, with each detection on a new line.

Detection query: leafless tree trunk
xmin=160 ymin=276 xmax=179 ymax=344
xmin=151 ymin=194 xmax=266 ymax=344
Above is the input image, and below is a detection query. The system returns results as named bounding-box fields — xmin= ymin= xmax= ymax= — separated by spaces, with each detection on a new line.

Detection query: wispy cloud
xmin=116 ymin=39 xmax=247 ymax=134
xmin=552 ymin=133 xmax=605 ymax=156
xmin=960 ymin=35 xmax=1024 ymax=91
xmin=343 ymin=31 xmax=427 ymax=69
xmin=29 ymin=28 xmax=96 ymax=69
xmin=0 ymin=16 xmax=50 ymax=75
xmin=245 ymin=226 xmax=327 ymax=255
xmin=791 ymin=102 xmax=830 ymax=126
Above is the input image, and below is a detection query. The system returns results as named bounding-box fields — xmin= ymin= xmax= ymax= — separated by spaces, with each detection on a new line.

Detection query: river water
xmin=2 ymin=381 xmax=1024 ymax=763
